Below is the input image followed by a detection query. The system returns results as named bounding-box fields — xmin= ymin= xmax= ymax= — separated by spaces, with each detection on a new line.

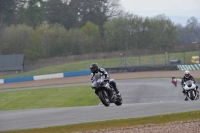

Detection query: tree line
xmin=0 ymin=0 xmax=199 ymax=60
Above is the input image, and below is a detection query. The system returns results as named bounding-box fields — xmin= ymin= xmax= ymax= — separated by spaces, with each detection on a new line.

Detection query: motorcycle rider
xmin=171 ymin=76 xmax=176 ymax=82
xmin=181 ymin=70 xmax=199 ymax=100
xmin=90 ymin=63 xmax=121 ymax=96
xmin=171 ymin=76 xmax=177 ymax=86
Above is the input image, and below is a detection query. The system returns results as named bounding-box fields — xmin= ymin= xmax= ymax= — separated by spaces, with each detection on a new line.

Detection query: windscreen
xmin=185 ymin=80 xmax=192 ymax=87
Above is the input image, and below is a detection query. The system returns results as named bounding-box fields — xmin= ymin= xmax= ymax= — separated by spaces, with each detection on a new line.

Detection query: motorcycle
xmin=91 ymin=74 xmax=122 ymax=107
xmin=172 ymin=77 xmax=177 ymax=87
xmin=182 ymin=80 xmax=199 ymax=100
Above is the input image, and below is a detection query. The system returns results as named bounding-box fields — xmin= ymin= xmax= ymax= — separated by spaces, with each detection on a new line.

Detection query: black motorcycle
xmin=91 ymin=74 xmax=122 ymax=107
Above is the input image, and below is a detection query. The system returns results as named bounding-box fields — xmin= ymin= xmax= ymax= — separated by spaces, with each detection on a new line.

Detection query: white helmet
xmin=184 ymin=70 xmax=190 ymax=78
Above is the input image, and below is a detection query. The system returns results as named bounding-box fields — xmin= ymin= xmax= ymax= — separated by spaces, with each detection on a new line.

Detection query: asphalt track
xmin=0 ymin=78 xmax=200 ymax=131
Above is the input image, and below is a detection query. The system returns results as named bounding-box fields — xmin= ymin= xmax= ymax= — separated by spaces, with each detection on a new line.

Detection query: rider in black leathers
xmin=90 ymin=63 xmax=120 ymax=96
xmin=181 ymin=70 xmax=199 ymax=100
xmin=181 ymin=71 xmax=196 ymax=85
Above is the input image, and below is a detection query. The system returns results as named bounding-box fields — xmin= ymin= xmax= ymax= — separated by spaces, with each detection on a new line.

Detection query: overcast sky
xmin=120 ymin=0 xmax=200 ymax=25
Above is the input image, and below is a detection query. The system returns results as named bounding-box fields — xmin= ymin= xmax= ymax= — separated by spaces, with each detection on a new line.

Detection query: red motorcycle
xmin=172 ymin=77 xmax=177 ymax=87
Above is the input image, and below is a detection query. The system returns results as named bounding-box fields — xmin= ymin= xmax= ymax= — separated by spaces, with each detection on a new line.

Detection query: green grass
xmin=196 ymin=78 xmax=200 ymax=83
xmin=0 ymin=51 xmax=198 ymax=79
xmin=0 ymin=86 xmax=99 ymax=110
xmin=1 ymin=111 xmax=200 ymax=133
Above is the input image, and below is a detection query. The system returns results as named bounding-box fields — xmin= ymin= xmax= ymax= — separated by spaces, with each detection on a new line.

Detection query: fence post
xmin=184 ymin=51 xmax=185 ymax=64
xmin=199 ymin=50 xmax=200 ymax=64
xmin=138 ymin=54 xmax=141 ymax=66
xmin=165 ymin=52 xmax=167 ymax=65
xmin=168 ymin=53 xmax=169 ymax=65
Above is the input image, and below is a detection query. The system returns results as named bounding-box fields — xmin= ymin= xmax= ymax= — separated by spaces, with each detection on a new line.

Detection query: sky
xmin=120 ymin=0 xmax=200 ymax=26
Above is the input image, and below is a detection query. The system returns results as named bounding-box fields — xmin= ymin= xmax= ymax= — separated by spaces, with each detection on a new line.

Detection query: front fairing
xmin=91 ymin=74 xmax=116 ymax=102
xmin=91 ymin=79 xmax=101 ymax=88
xmin=91 ymin=74 xmax=102 ymax=88
xmin=91 ymin=75 xmax=109 ymax=90
xmin=183 ymin=80 xmax=196 ymax=91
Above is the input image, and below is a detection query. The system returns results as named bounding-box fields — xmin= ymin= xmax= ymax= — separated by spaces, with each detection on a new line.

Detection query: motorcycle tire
xmin=195 ymin=91 xmax=199 ymax=100
xmin=98 ymin=90 xmax=110 ymax=107
xmin=115 ymin=96 xmax=122 ymax=106
xmin=190 ymin=91 xmax=195 ymax=100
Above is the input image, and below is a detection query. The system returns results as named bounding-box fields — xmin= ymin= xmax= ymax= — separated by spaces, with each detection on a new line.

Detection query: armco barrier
xmin=0 ymin=79 xmax=4 ymax=84
xmin=4 ymin=76 xmax=34 ymax=84
xmin=34 ymin=73 xmax=64 ymax=80
xmin=64 ymin=70 xmax=90 ymax=77
xmin=0 ymin=70 xmax=91 ymax=84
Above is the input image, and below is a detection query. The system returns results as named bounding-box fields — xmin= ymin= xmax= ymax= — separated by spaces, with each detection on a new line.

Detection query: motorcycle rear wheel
xmin=98 ymin=90 xmax=110 ymax=107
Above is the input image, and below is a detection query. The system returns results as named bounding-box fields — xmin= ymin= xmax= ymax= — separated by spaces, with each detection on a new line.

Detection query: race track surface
xmin=0 ymin=78 xmax=200 ymax=131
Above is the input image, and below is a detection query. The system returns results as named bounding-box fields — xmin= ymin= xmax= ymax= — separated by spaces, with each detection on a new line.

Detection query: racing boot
xmin=184 ymin=94 xmax=188 ymax=101
xmin=115 ymin=88 xmax=121 ymax=97
xmin=185 ymin=97 xmax=188 ymax=101
xmin=109 ymin=81 xmax=120 ymax=97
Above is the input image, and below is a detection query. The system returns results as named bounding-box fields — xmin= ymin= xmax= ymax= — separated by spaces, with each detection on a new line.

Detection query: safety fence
xmin=0 ymin=43 xmax=199 ymax=79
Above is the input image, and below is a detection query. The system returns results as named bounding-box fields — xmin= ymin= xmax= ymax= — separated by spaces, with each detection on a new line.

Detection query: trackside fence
xmin=0 ymin=43 xmax=199 ymax=79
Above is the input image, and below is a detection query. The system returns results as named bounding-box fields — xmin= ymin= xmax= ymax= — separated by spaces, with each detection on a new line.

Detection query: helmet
xmin=90 ymin=63 xmax=98 ymax=73
xmin=184 ymin=70 xmax=190 ymax=78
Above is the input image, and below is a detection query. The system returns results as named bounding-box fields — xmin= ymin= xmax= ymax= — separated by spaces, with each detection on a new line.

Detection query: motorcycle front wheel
xmin=189 ymin=91 xmax=195 ymax=100
xmin=98 ymin=90 xmax=110 ymax=107
xmin=115 ymin=96 xmax=122 ymax=106
xmin=175 ymin=83 xmax=177 ymax=87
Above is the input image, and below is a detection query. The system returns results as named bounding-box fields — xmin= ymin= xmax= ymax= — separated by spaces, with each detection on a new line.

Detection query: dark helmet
xmin=90 ymin=63 xmax=98 ymax=73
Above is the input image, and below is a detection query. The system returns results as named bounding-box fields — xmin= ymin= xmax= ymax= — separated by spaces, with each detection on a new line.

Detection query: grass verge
xmin=0 ymin=86 xmax=99 ymax=110
xmin=196 ymin=78 xmax=200 ymax=83
xmin=1 ymin=110 xmax=200 ymax=133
